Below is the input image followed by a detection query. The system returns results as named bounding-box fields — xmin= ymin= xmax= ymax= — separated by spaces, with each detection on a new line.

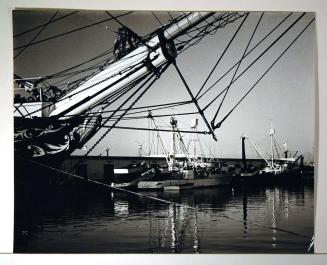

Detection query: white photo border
xmin=1 ymin=0 xmax=326 ymax=263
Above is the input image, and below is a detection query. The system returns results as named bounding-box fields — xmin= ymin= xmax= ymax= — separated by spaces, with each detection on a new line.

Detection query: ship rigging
xmin=13 ymin=11 xmax=314 ymax=160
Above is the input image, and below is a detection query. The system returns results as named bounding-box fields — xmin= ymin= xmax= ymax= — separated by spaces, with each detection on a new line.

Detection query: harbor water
xmin=14 ymin=182 xmax=314 ymax=253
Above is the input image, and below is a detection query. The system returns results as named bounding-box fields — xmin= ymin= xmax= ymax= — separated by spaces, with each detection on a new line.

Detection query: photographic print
xmin=13 ymin=9 xmax=316 ymax=253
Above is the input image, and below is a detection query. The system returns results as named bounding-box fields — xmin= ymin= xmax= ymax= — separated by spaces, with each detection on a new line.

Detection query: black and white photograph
xmin=13 ymin=9 xmax=316 ymax=254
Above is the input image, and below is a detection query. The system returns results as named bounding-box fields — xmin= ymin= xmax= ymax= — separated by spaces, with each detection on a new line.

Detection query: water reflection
xmin=242 ymin=189 xmax=248 ymax=239
xmin=14 ymin=184 xmax=314 ymax=253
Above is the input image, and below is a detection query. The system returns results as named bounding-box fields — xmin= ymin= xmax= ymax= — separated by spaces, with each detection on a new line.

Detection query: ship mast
xmin=269 ymin=126 xmax=275 ymax=168
xmin=169 ymin=116 xmax=178 ymax=171
xmin=50 ymin=12 xmax=215 ymax=118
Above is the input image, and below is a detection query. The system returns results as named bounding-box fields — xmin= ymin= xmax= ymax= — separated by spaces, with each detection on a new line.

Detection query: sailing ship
xmin=14 ymin=12 xmax=243 ymax=161
xmin=13 ymin=10 xmax=315 ymax=187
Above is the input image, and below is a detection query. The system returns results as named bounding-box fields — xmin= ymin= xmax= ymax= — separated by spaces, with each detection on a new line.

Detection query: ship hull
xmin=234 ymin=168 xmax=308 ymax=186
xmin=138 ymin=174 xmax=231 ymax=190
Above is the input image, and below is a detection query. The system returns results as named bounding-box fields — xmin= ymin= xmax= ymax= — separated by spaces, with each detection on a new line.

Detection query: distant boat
xmin=138 ymin=169 xmax=231 ymax=190
xmin=110 ymin=162 xmax=150 ymax=188
xmin=138 ymin=116 xmax=232 ymax=190
xmin=239 ymin=129 xmax=311 ymax=184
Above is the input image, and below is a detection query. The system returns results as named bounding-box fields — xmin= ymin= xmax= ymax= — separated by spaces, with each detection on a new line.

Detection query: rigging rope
xmin=113 ymin=111 xmax=199 ymax=121
xmin=152 ymin=12 xmax=163 ymax=26
xmin=21 ymin=58 xmax=146 ymax=118
xmin=195 ymin=13 xmax=249 ymax=99
xmin=215 ymin=17 xmax=314 ymax=129
xmin=14 ymin=11 xmax=58 ymax=59
xmin=176 ymin=13 xmax=246 ymax=54
xmin=14 ymin=11 xmax=134 ymax=50
xmin=88 ymin=125 xmax=208 ymax=134
xmin=84 ymin=63 xmax=171 ymax=156
xmin=173 ymin=61 xmax=217 ymax=141
xmin=196 ymin=12 xmax=293 ymax=100
xmin=200 ymin=13 xmax=306 ymax=115
xmin=93 ymin=100 xmax=192 ymax=114
xmin=64 ymin=75 xmax=157 ymax=174
xmin=14 ymin=11 xmax=78 ymax=38
xmin=43 ymin=47 xmax=114 ymax=80
xmin=106 ymin=11 xmax=156 ymax=55
xmin=15 ymin=12 xmax=245 ymax=119
xmin=211 ymin=12 xmax=264 ymax=128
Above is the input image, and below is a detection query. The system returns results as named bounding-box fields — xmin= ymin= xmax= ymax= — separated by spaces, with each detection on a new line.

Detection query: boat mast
xmin=190 ymin=118 xmax=198 ymax=164
xmin=50 ymin=12 xmax=215 ymax=119
xmin=242 ymin=135 xmax=273 ymax=168
xmin=283 ymin=141 xmax=288 ymax=158
xmin=269 ymin=127 xmax=275 ymax=168
xmin=241 ymin=135 xmax=247 ymax=172
xmin=169 ymin=116 xmax=178 ymax=170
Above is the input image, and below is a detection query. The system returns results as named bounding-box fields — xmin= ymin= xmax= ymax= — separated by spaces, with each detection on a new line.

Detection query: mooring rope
xmin=18 ymin=156 xmax=313 ymax=245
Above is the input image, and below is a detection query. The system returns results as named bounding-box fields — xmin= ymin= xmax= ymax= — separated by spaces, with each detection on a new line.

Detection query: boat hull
xmin=111 ymin=172 xmax=153 ymax=188
xmin=138 ymin=175 xmax=231 ymax=190
xmin=234 ymin=168 xmax=307 ymax=186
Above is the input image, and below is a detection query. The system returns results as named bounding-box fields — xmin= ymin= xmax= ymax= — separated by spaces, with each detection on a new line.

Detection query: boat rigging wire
xmin=214 ymin=17 xmax=314 ymax=129
xmin=200 ymin=13 xmax=307 ymax=115
xmin=86 ymin=124 xmax=208 ymax=134
xmin=17 ymin=44 xmax=157 ymax=117
xmin=14 ymin=11 xmax=313 ymax=157
xmin=273 ymin=138 xmax=281 ymax=159
xmin=14 ymin=11 xmax=134 ymax=50
xmin=43 ymin=47 xmax=115 ymax=80
xmin=196 ymin=12 xmax=293 ymax=100
xmin=93 ymin=77 xmax=154 ymax=132
xmin=50 ymin=49 xmax=151 ymax=97
xmin=152 ymin=12 xmax=163 ymax=27
xmin=111 ymin=111 xmax=199 ymax=121
xmin=14 ymin=11 xmax=58 ymax=59
xmin=85 ymin=112 xmax=204 ymax=129
xmin=149 ymin=115 xmax=170 ymax=160
xmin=195 ymin=13 xmax=249 ymax=99
xmin=14 ymin=11 xmax=79 ymax=38
xmin=173 ymin=61 xmax=217 ymax=141
xmin=105 ymin=11 xmax=155 ymax=53
xmin=64 ymin=64 xmax=171 ymax=174
xmin=176 ymin=13 xmax=246 ymax=54
xmin=21 ymin=10 xmax=304 ymax=136
xmin=117 ymin=103 xmax=194 ymax=119
xmin=15 ymin=12 xmax=246 ymax=119
xmin=21 ymin=58 xmax=147 ymax=118
xmin=211 ymin=12 xmax=264 ymax=128
xmin=84 ymin=63 xmax=171 ymax=157
xmin=63 ymin=76 xmax=157 ymax=173
xmin=94 ymin=100 xmax=193 ymax=113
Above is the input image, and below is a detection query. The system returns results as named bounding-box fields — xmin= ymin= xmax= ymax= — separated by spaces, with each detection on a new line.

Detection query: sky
xmin=13 ymin=10 xmax=316 ymax=160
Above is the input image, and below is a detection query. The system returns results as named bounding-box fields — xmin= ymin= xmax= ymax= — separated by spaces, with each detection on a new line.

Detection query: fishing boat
xmin=138 ymin=163 xmax=232 ymax=190
xmin=110 ymin=161 xmax=150 ymax=188
xmin=137 ymin=116 xmax=233 ymax=190
xmin=239 ymin=129 xmax=306 ymax=184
